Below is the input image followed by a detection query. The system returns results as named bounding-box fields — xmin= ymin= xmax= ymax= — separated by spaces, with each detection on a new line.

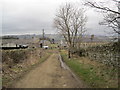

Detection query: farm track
xmin=12 ymin=51 xmax=85 ymax=88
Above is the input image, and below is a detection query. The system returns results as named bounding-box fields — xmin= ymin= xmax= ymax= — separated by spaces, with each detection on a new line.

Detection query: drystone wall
xmin=85 ymin=42 xmax=119 ymax=67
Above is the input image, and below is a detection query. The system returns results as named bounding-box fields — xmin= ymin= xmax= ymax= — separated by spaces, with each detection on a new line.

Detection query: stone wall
xmin=85 ymin=42 xmax=119 ymax=67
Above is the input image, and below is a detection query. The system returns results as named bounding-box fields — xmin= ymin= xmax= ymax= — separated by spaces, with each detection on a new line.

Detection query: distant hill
xmin=1 ymin=34 xmax=115 ymax=43
xmin=0 ymin=36 xmax=19 ymax=39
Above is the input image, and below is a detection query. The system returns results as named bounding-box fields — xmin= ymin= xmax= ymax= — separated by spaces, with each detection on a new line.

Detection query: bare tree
xmin=85 ymin=0 xmax=120 ymax=42
xmin=54 ymin=3 xmax=87 ymax=58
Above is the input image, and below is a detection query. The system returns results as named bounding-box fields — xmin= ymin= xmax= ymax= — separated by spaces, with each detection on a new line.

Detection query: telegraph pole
xmin=43 ymin=29 xmax=45 ymax=46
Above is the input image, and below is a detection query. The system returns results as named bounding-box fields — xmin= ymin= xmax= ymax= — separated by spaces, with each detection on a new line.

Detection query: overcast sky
xmin=2 ymin=0 xmax=115 ymax=36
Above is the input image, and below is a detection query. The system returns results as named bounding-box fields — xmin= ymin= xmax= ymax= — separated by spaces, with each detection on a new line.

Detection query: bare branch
xmin=85 ymin=1 xmax=120 ymax=15
xmin=54 ymin=3 xmax=87 ymax=57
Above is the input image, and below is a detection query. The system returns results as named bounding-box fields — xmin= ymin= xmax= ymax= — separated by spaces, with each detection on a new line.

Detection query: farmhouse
xmin=0 ymin=43 xmax=28 ymax=50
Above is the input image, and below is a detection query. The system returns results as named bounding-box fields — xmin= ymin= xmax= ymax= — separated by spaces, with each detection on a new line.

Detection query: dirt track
xmin=13 ymin=51 xmax=85 ymax=88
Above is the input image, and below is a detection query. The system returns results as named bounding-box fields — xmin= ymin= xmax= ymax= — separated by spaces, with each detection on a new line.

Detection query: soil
xmin=12 ymin=51 xmax=85 ymax=88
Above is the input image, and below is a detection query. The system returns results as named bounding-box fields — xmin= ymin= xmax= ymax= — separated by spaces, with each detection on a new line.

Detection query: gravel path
xmin=13 ymin=52 xmax=85 ymax=88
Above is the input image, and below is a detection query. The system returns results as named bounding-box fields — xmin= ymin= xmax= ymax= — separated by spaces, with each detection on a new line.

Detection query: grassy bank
xmin=60 ymin=50 xmax=118 ymax=88
xmin=2 ymin=49 xmax=52 ymax=88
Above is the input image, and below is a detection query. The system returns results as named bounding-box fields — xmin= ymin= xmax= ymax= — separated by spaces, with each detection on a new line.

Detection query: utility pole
xmin=43 ymin=29 xmax=45 ymax=46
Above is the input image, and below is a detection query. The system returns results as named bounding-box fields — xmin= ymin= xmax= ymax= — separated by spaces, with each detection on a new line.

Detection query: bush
xmin=70 ymin=47 xmax=86 ymax=57
xmin=77 ymin=48 xmax=86 ymax=56
xmin=2 ymin=49 xmax=29 ymax=64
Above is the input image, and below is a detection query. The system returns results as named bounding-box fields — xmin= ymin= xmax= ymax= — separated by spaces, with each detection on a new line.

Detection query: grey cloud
xmin=2 ymin=0 xmax=113 ymax=35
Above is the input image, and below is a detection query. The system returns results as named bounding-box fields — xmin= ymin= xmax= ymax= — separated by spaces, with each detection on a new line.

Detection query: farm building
xmin=0 ymin=42 xmax=28 ymax=50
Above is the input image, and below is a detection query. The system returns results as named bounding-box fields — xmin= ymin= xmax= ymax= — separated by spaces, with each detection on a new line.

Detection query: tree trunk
xmin=68 ymin=49 xmax=71 ymax=58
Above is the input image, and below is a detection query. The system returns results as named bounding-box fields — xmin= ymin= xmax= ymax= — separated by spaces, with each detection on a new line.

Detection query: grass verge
xmin=60 ymin=50 xmax=118 ymax=88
